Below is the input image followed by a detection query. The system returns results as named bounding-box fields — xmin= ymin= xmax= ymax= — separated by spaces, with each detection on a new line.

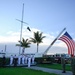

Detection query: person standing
xmin=25 ymin=55 xmax=28 ymax=64
xmin=14 ymin=55 xmax=17 ymax=67
xmin=32 ymin=55 xmax=35 ymax=64
xmin=28 ymin=56 xmax=31 ymax=67
xmin=2 ymin=55 xmax=6 ymax=67
xmin=10 ymin=55 xmax=13 ymax=65
xmin=18 ymin=55 xmax=22 ymax=65
xmin=22 ymin=55 xmax=25 ymax=65
xmin=61 ymin=55 xmax=66 ymax=73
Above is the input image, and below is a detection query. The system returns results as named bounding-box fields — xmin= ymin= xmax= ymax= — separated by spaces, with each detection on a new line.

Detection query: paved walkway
xmin=26 ymin=66 xmax=73 ymax=75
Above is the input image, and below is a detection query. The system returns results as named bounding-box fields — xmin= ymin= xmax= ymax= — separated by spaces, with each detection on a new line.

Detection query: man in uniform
xmin=14 ymin=55 xmax=17 ymax=67
xmin=22 ymin=55 xmax=25 ymax=65
xmin=25 ymin=55 xmax=28 ymax=64
xmin=2 ymin=55 xmax=6 ymax=67
xmin=18 ymin=55 xmax=22 ymax=65
xmin=32 ymin=55 xmax=35 ymax=64
xmin=28 ymin=56 xmax=31 ymax=67
xmin=61 ymin=54 xmax=66 ymax=73
xmin=10 ymin=55 xmax=13 ymax=65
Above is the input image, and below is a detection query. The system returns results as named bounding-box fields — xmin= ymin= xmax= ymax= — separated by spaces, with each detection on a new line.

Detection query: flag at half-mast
xmin=59 ymin=31 xmax=75 ymax=56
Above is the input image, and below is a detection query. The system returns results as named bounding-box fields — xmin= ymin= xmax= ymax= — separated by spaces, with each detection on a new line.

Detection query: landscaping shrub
xmin=35 ymin=57 xmax=54 ymax=64
xmin=0 ymin=57 xmax=10 ymax=67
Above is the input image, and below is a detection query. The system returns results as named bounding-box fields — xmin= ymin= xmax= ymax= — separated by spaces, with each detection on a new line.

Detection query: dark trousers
xmin=62 ymin=64 xmax=66 ymax=73
xmin=14 ymin=58 xmax=17 ymax=67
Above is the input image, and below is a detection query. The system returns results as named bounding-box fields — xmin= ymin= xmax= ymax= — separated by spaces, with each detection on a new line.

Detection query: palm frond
xmin=16 ymin=44 xmax=21 ymax=46
xmin=29 ymin=38 xmax=36 ymax=43
xmin=30 ymin=31 xmax=46 ymax=53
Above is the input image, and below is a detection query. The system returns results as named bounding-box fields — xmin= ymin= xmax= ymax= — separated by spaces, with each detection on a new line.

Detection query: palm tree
xmin=16 ymin=38 xmax=31 ymax=54
xmin=30 ymin=31 xmax=46 ymax=53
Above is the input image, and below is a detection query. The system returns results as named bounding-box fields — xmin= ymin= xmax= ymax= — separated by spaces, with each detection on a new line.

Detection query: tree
xmin=16 ymin=38 xmax=31 ymax=54
xmin=30 ymin=31 xmax=46 ymax=53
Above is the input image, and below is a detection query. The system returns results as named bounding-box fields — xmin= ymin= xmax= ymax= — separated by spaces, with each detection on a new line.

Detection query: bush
xmin=0 ymin=57 xmax=10 ymax=67
xmin=35 ymin=57 xmax=54 ymax=64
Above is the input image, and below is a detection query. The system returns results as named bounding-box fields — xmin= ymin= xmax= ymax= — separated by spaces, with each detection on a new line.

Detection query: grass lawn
xmin=0 ymin=67 xmax=58 ymax=75
xmin=37 ymin=64 xmax=71 ymax=71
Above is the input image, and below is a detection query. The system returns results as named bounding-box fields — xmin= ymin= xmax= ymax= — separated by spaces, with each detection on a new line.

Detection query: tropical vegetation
xmin=16 ymin=38 xmax=31 ymax=54
xmin=30 ymin=31 xmax=46 ymax=53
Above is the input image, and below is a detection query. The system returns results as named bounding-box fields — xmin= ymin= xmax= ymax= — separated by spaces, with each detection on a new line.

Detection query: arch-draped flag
xmin=59 ymin=31 xmax=75 ymax=57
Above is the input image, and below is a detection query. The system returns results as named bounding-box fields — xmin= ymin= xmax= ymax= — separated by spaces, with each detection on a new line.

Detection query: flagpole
xmin=43 ymin=28 xmax=66 ymax=55
xmin=19 ymin=3 xmax=24 ymax=55
xmin=16 ymin=3 xmax=31 ymax=55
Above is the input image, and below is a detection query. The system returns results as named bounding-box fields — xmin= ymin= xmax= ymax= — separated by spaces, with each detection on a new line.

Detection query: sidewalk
xmin=26 ymin=66 xmax=72 ymax=75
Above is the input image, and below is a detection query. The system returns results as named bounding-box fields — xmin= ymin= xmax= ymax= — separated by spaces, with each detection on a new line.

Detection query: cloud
xmin=0 ymin=27 xmax=50 ymax=41
xmin=0 ymin=35 xmax=19 ymax=43
xmin=54 ymin=40 xmax=67 ymax=48
xmin=0 ymin=27 xmax=68 ymax=55
xmin=0 ymin=27 xmax=67 ymax=47
xmin=47 ymin=46 xmax=68 ymax=55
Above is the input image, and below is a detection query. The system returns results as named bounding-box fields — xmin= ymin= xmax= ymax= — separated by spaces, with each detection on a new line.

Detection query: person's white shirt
xmin=28 ymin=57 xmax=31 ymax=67
xmin=25 ymin=56 xmax=28 ymax=64
xmin=22 ymin=55 xmax=25 ymax=64
xmin=32 ymin=55 xmax=35 ymax=64
xmin=10 ymin=55 xmax=13 ymax=65
xmin=18 ymin=55 xmax=22 ymax=65
xmin=14 ymin=55 xmax=17 ymax=58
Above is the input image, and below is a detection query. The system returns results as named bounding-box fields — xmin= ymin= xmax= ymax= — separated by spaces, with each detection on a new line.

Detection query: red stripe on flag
xmin=58 ymin=32 xmax=75 ymax=57
xmin=59 ymin=36 xmax=71 ymax=55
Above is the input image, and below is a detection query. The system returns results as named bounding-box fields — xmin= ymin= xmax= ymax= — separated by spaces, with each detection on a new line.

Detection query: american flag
xmin=59 ymin=31 xmax=75 ymax=57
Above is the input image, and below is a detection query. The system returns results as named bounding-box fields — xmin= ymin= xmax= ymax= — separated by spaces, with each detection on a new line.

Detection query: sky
xmin=0 ymin=0 xmax=75 ymax=56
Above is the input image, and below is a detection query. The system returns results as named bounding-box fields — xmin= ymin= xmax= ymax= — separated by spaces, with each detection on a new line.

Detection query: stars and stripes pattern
xmin=59 ymin=31 xmax=75 ymax=57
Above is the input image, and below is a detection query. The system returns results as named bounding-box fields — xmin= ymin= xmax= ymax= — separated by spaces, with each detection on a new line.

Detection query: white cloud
xmin=41 ymin=33 xmax=55 ymax=45
xmin=30 ymin=28 xmax=41 ymax=32
xmin=0 ymin=35 xmax=19 ymax=43
xmin=0 ymin=27 xmax=67 ymax=47
xmin=54 ymin=40 xmax=67 ymax=48
xmin=0 ymin=27 xmax=68 ymax=55
xmin=47 ymin=46 xmax=68 ymax=55
xmin=6 ymin=31 xmax=13 ymax=35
